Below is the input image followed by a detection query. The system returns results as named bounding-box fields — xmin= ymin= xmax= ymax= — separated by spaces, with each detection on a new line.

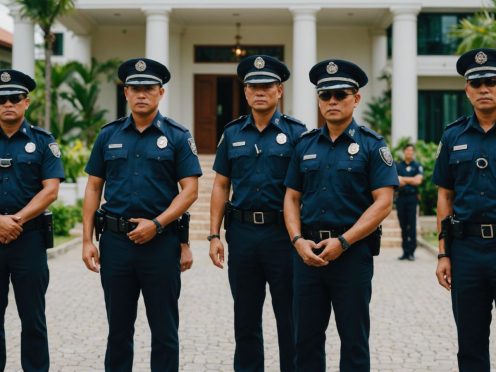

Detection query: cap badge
xmin=254 ymin=57 xmax=265 ymax=69
xmin=348 ymin=143 xmax=359 ymax=155
xmin=326 ymin=62 xmax=338 ymax=75
xmin=475 ymin=51 xmax=488 ymax=65
xmin=25 ymin=142 xmax=36 ymax=153
xmin=157 ymin=135 xmax=168 ymax=149
xmin=0 ymin=72 xmax=11 ymax=82
xmin=135 ymin=60 xmax=147 ymax=72
xmin=276 ymin=133 xmax=287 ymax=145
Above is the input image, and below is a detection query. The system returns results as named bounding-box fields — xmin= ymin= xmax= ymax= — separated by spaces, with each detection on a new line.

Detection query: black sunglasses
xmin=318 ymin=90 xmax=355 ymax=101
xmin=0 ymin=94 xmax=26 ymax=105
xmin=468 ymin=78 xmax=496 ymax=89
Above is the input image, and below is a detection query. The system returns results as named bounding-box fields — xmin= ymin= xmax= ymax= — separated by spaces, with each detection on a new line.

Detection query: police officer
xmin=434 ymin=48 xmax=496 ymax=372
xmin=284 ymin=59 xmax=398 ymax=372
xmin=0 ymin=70 xmax=64 ymax=371
xmin=396 ymin=143 xmax=423 ymax=261
xmin=209 ymin=55 xmax=306 ymax=371
xmin=82 ymin=58 xmax=201 ymax=371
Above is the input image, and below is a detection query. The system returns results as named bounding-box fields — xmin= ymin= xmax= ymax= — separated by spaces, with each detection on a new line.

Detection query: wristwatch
xmin=437 ymin=253 xmax=450 ymax=259
xmin=207 ymin=233 xmax=221 ymax=241
xmin=337 ymin=235 xmax=351 ymax=251
xmin=152 ymin=218 xmax=164 ymax=234
xmin=291 ymin=234 xmax=303 ymax=245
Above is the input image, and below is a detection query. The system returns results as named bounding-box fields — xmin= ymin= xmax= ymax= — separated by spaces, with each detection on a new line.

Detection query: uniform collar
xmin=241 ymin=110 xmax=284 ymax=132
xmin=0 ymin=120 xmax=34 ymax=140
xmin=319 ymin=118 xmax=359 ymax=142
xmin=123 ymin=112 xmax=166 ymax=135
xmin=467 ymin=113 xmax=496 ymax=134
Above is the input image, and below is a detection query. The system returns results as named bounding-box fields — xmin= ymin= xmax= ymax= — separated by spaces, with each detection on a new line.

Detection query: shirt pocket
xmin=267 ymin=147 xmax=292 ymax=179
xmin=300 ymin=159 xmax=320 ymax=193
xmin=103 ymin=149 xmax=128 ymax=180
xmin=336 ymin=159 xmax=368 ymax=195
xmin=448 ymin=150 xmax=473 ymax=185
xmin=15 ymin=153 xmax=42 ymax=185
xmin=228 ymin=147 xmax=251 ymax=179
xmin=146 ymin=149 xmax=174 ymax=179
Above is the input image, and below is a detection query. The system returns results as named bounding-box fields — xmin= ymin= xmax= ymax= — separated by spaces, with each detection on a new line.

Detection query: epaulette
xmin=30 ymin=125 xmax=52 ymax=136
xmin=300 ymin=128 xmax=319 ymax=138
xmin=445 ymin=116 xmax=467 ymax=130
xmin=163 ymin=116 xmax=188 ymax=132
xmin=224 ymin=115 xmax=248 ymax=129
xmin=102 ymin=116 xmax=127 ymax=128
xmin=282 ymin=114 xmax=305 ymax=126
xmin=359 ymin=125 xmax=383 ymax=140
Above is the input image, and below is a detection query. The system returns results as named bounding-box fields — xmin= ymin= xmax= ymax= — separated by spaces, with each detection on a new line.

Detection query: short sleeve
xmin=368 ymin=141 xmax=399 ymax=191
xmin=85 ymin=133 xmax=106 ymax=178
xmin=175 ymin=131 xmax=202 ymax=181
xmin=213 ymin=132 xmax=230 ymax=177
xmin=432 ymin=135 xmax=453 ymax=189
xmin=41 ymin=136 xmax=65 ymax=181
xmin=284 ymin=148 xmax=303 ymax=192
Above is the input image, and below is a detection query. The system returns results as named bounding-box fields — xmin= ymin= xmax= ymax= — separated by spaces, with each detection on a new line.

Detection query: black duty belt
xmin=302 ymin=226 xmax=350 ymax=242
xmin=464 ymin=223 xmax=496 ymax=239
xmin=230 ymin=207 xmax=283 ymax=225
xmin=103 ymin=214 xmax=177 ymax=235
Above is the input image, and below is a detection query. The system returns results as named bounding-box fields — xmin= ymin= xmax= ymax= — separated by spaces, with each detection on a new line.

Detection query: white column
xmin=71 ymin=34 xmax=91 ymax=65
xmin=371 ymin=28 xmax=388 ymax=98
xmin=391 ymin=6 xmax=421 ymax=145
xmin=290 ymin=7 xmax=319 ymax=129
xmin=143 ymin=7 xmax=171 ymax=115
xmin=11 ymin=6 xmax=35 ymax=77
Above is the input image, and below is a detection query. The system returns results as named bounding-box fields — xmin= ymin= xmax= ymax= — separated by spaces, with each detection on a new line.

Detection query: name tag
xmin=303 ymin=154 xmax=317 ymax=160
xmin=232 ymin=141 xmax=246 ymax=147
xmin=108 ymin=144 xmax=123 ymax=149
xmin=453 ymin=144 xmax=467 ymax=151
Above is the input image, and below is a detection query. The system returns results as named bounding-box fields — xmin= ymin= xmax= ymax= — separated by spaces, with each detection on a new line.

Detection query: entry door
xmin=194 ymin=75 xmax=218 ymax=153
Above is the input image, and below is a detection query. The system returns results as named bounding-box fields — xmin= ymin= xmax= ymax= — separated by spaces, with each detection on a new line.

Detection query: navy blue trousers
xmin=0 ymin=229 xmax=49 ymax=372
xmin=451 ymin=237 xmax=496 ymax=372
xmin=100 ymin=230 xmax=181 ymax=372
xmin=293 ymin=240 xmax=373 ymax=372
xmin=396 ymin=195 xmax=418 ymax=256
xmin=226 ymin=220 xmax=295 ymax=372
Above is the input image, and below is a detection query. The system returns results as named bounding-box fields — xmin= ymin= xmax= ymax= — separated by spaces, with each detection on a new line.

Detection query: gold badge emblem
xmin=326 ymin=62 xmax=338 ymax=74
xmin=475 ymin=51 xmax=488 ymax=65
xmin=157 ymin=135 xmax=168 ymax=149
xmin=25 ymin=142 xmax=36 ymax=153
xmin=0 ymin=72 xmax=11 ymax=82
xmin=135 ymin=60 xmax=147 ymax=72
xmin=254 ymin=57 xmax=265 ymax=69
xmin=348 ymin=143 xmax=359 ymax=155
xmin=276 ymin=133 xmax=287 ymax=145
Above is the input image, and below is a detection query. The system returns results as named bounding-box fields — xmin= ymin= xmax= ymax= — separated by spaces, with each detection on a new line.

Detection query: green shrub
xmin=61 ymin=140 xmax=90 ymax=183
xmin=50 ymin=202 xmax=82 ymax=236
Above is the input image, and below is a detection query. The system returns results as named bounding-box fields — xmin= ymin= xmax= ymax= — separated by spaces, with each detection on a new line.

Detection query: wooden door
xmin=194 ymin=75 xmax=217 ymax=153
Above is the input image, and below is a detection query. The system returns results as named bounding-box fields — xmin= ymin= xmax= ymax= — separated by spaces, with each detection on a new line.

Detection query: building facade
xmin=2 ymin=0 xmax=480 ymax=152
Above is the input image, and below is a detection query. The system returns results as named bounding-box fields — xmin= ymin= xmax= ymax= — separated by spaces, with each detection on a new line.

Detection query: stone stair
xmin=190 ymin=155 xmax=403 ymax=248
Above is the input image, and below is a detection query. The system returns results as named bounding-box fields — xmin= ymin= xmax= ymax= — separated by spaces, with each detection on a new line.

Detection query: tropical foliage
xmin=363 ymin=73 xmax=391 ymax=142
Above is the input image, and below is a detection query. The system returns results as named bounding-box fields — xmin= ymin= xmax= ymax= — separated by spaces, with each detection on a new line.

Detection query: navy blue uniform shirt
xmin=284 ymin=119 xmax=399 ymax=227
xmin=85 ymin=112 xmax=202 ymax=219
xmin=0 ymin=120 xmax=65 ymax=214
xmin=397 ymin=160 xmax=423 ymax=195
xmin=213 ymin=111 xmax=306 ymax=211
xmin=433 ymin=114 xmax=496 ymax=222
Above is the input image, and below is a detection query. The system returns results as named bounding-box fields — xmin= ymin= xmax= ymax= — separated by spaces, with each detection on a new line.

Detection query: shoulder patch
xmin=163 ymin=116 xmax=188 ymax=132
xmin=102 ymin=116 xmax=126 ymax=129
xmin=282 ymin=114 xmax=305 ymax=126
xmin=359 ymin=125 xmax=383 ymax=140
xmin=30 ymin=125 xmax=52 ymax=136
xmin=445 ymin=116 xmax=468 ymax=130
xmin=224 ymin=115 xmax=248 ymax=129
xmin=300 ymin=128 xmax=319 ymax=138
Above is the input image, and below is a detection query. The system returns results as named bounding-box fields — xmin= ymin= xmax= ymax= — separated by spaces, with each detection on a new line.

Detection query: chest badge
xmin=25 ymin=142 xmax=36 ymax=153
xmin=276 ymin=133 xmax=287 ymax=145
xmin=406 ymin=166 xmax=412 ymax=172
xmin=157 ymin=136 xmax=168 ymax=149
xmin=348 ymin=143 xmax=359 ymax=155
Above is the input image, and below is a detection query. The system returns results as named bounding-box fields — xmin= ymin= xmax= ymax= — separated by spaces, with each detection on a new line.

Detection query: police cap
xmin=237 ymin=55 xmax=290 ymax=84
xmin=0 ymin=69 xmax=36 ymax=96
xmin=309 ymin=59 xmax=368 ymax=92
xmin=456 ymin=48 xmax=496 ymax=80
xmin=118 ymin=58 xmax=170 ymax=86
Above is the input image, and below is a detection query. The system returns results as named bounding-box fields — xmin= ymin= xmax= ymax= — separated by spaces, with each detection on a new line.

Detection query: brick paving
xmin=4 ymin=242 xmax=496 ymax=371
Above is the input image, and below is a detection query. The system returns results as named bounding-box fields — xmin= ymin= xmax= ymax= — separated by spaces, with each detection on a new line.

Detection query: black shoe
xmin=398 ymin=255 xmax=408 ymax=260
xmin=407 ymin=254 xmax=415 ymax=261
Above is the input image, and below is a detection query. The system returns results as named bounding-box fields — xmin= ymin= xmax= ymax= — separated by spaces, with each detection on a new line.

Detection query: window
xmin=418 ymin=13 xmax=471 ymax=55
xmin=418 ymin=90 xmax=473 ymax=143
xmin=52 ymin=32 xmax=64 ymax=56
xmin=0 ymin=60 xmax=10 ymax=69
xmin=195 ymin=46 xmax=284 ymax=63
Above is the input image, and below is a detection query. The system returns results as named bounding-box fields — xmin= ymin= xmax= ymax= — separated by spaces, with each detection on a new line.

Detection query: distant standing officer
xmin=284 ymin=59 xmax=398 ymax=372
xmin=434 ymin=48 xmax=496 ymax=372
xmin=0 ymin=70 xmax=64 ymax=371
xmin=82 ymin=58 xmax=201 ymax=371
xmin=209 ymin=55 xmax=306 ymax=371
xmin=396 ymin=143 xmax=423 ymax=261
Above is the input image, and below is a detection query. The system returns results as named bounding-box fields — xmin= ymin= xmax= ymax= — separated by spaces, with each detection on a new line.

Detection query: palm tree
xmin=451 ymin=0 xmax=496 ymax=53
xmin=15 ymin=0 xmax=75 ymax=131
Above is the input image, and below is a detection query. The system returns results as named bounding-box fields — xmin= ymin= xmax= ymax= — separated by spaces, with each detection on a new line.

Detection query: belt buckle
xmin=253 ymin=212 xmax=265 ymax=224
xmin=319 ymin=230 xmax=331 ymax=240
xmin=481 ymin=224 xmax=494 ymax=239
xmin=118 ymin=218 xmax=128 ymax=233
xmin=0 ymin=159 xmax=12 ymax=168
